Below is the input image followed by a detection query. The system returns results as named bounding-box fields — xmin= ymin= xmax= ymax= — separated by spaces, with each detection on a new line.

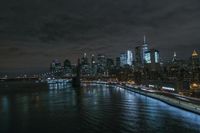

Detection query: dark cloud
xmin=0 ymin=0 xmax=200 ymax=73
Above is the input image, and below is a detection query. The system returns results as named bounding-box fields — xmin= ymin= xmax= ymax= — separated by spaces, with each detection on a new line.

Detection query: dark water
xmin=0 ymin=83 xmax=200 ymax=133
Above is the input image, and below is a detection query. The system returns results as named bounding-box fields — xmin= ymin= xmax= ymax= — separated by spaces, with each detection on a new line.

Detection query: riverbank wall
xmin=82 ymin=81 xmax=200 ymax=115
xmin=118 ymin=85 xmax=200 ymax=115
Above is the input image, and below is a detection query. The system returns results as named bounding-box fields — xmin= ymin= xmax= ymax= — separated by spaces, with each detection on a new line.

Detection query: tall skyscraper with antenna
xmin=172 ymin=52 xmax=177 ymax=63
xmin=142 ymin=35 xmax=149 ymax=64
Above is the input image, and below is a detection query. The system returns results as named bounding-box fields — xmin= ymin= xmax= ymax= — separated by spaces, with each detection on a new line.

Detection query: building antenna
xmin=144 ymin=35 xmax=146 ymax=44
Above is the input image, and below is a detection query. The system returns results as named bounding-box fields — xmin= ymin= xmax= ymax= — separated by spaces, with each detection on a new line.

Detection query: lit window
xmin=145 ymin=53 xmax=151 ymax=63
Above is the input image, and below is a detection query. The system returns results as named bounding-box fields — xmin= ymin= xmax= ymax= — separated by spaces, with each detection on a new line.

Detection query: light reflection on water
xmin=0 ymin=83 xmax=200 ymax=133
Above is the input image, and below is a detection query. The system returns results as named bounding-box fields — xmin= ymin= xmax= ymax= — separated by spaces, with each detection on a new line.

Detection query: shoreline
xmin=119 ymin=85 xmax=200 ymax=115
xmin=1 ymin=80 xmax=200 ymax=115
xmin=82 ymin=81 xmax=200 ymax=115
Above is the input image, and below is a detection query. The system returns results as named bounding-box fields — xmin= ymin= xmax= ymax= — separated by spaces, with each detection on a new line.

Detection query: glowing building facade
xmin=142 ymin=35 xmax=149 ymax=64
xmin=120 ymin=53 xmax=127 ymax=66
xmin=127 ymin=50 xmax=133 ymax=66
xmin=120 ymin=50 xmax=133 ymax=66
xmin=144 ymin=49 xmax=160 ymax=71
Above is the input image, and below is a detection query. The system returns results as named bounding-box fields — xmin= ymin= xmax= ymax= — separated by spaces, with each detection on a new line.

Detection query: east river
xmin=0 ymin=82 xmax=200 ymax=133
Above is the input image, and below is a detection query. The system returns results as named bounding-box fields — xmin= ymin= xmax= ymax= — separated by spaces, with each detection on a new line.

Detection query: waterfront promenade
xmin=82 ymin=81 xmax=200 ymax=115
xmin=124 ymin=85 xmax=200 ymax=115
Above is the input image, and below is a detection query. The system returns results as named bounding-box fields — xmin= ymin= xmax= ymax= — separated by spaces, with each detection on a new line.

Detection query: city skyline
xmin=0 ymin=39 xmax=199 ymax=75
xmin=1 ymin=0 xmax=200 ymax=73
xmin=1 ymin=1 xmax=200 ymax=133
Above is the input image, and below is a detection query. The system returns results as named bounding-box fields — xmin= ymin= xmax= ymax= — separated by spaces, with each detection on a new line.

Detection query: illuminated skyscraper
xmin=192 ymin=50 xmax=198 ymax=58
xmin=172 ymin=52 xmax=177 ymax=63
xmin=191 ymin=50 xmax=199 ymax=67
xmin=144 ymin=49 xmax=160 ymax=71
xmin=144 ymin=49 xmax=160 ymax=64
xmin=191 ymin=50 xmax=199 ymax=81
xmin=145 ymin=51 xmax=151 ymax=64
xmin=120 ymin=53 xmax=127 ymax=66
xmin=120 ymin=50 xmax=133 ymax=66
xmin=134 ymin=35 xmax=149 ymax=66
xmin=127 ymin=50 xmax=133 ymax=66
xmin=142 ymin=35 xmax=149 ymax=64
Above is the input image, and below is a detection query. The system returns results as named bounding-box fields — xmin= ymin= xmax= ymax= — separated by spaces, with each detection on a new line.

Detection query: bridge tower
xmin=72 ymin=58 xmax=81 ymax=88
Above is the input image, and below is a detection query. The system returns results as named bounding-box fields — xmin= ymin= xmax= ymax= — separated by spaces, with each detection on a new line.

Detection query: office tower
xmin=172 ymin=52 xmax=177 ymax=63
xmin=135 ymin=46 xmax=142 ymax=66
xmin=135 ymin=35 xmax=149 ymax=66
xmin=64 ymin=59 xmax=71 ymax=68
xmin=127 ymin=50 xmax=133 ymax=66
xmin=81 ymin=53 xmax=89 ymax=65
xmin=97 ymin=54 xmax=107 ymax=75
xmin=107 ymin=58 xmax=114 ymax=69
xmin=120 ymin=50 xmax=133 ymax=66
xmin=80 ymin=53 xmax=90 ymax=76
xmin=50 ymin=59 xmax=62 ymax=72
xmin=63 ymin=59 xmax=72 ymax=76
xmin=141 ymin=35 xmax=149 ymax=64
xmin=106 ymin=58 xmax=114 ymax=76
xmin=91 ymin=54 xmax=96 ymax=64
xmin=91 ymin=54 xmax=97 ymax=76
xmin=191 ymin=50 xmax=200 ymax=82
xmin=116 ymin=57 xmax=121 ymax=67
xmin=144 ymin=49 xmax=160 ymax=71
xmin=120 ymin=53 xmax=127 ymax=66
xmin=192 ymin=50 xmax=199 ymax=66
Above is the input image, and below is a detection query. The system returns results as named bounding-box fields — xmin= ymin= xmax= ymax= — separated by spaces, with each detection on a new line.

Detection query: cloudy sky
xmin=0 ymin=0 xmax=200 ymax=73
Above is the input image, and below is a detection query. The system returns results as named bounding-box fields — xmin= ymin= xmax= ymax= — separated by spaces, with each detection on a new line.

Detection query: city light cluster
xmin=49 ymin=36 xmax=200 ymax=97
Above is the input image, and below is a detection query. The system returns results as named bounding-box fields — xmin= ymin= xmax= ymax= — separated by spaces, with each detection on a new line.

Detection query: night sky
xmin=0 ymin=0 xmax=200 ymax=74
